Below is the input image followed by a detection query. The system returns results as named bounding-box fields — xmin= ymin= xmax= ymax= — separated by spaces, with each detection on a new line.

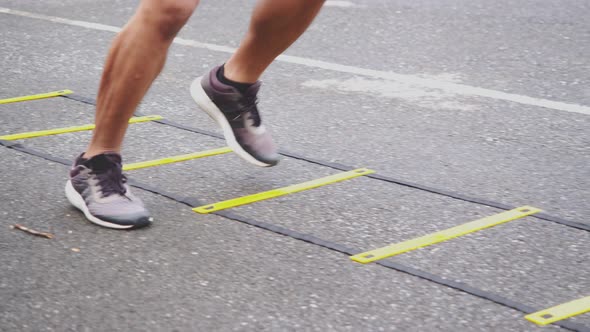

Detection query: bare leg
xmin=224 ymin=0 xmax=325 ymax=83
xmin=85 ymin=0 xmax=200 ymax=158
xmin=86 ymin=0 xmax=322 ymax=157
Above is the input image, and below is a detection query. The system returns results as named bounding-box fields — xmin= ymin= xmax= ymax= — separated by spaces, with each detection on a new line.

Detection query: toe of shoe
xmin=94 ymin=213 xmax=153 ymax=229
xmin=255 ymin=152 xmax=281 ymax=167
xmin=263 ymin=155 xmax=281 ymax=167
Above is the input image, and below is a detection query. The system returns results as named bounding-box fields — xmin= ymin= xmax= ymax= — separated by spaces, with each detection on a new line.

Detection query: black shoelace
xmin=232 ymin=95 xmax=261 ymax=127
xmin=94 ymin=166 xmax=128 ymax=198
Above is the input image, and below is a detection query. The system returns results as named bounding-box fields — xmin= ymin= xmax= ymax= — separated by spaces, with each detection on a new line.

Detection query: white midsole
xmin=65 ymin=180 xmax=133 ymax=229
xmin=190 ymin=76 xmax=271 ymax=167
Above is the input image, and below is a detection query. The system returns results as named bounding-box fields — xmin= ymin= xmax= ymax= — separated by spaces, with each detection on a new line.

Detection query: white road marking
xmin=1 ymin=6 xmax=589 ymax=116
xmin=324 ymin=1 xmax=360 ymax=8
xmin=303 ymin=77 xmax=477 ymax=111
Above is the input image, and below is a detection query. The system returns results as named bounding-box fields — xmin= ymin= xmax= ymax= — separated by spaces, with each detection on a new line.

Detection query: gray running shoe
xmin=65 ymin=152 xmax=152 ymax=229
xmin=190 ymin=66 xmax=280 ymax=167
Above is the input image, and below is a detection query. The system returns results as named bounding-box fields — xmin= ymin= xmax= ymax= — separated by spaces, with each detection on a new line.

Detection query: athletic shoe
xmin=65 ymin=152 xmax=152 ymax=229
xmin=190 ymin=66 xmax=281 ymax=167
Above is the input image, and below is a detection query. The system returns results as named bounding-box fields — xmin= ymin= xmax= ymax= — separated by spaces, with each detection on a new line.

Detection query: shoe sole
xmin=190 ymin=77 xmax=273 ymax=167
xmin=65 ymin=180 xmax=139 ymax=230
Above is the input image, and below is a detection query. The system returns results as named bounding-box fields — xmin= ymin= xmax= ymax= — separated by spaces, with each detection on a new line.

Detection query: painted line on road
xmin=123 ymin=147 xmax=232 ymax=171
xmin=193 ymin=168 xmax=374 ymax=213
xmin=1 ymin=7 xmax=590 ymax=116
xmin=324 ymin=1 xmax=360 ymax=8
xmin=351 ymin=206 xmax=541 ymax=263
xmin=0 ymin=89 xmax=73 ymax=105
xmin=526 ymin=296 xmax=590 ymax=326
xmin=0 ymin=115 xmax=163 ymax=141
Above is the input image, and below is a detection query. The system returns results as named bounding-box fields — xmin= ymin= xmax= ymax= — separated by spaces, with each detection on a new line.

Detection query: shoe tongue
xmin=84 ymin=152 xmax=122 ymax=172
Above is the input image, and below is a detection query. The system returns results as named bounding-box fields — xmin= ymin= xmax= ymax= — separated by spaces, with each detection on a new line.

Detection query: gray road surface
xmin=1 ymin=1 xmax=589 ymax=331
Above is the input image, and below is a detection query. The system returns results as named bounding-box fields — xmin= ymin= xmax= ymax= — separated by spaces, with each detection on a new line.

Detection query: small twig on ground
xmin=10 ymin=224 xmax=53 ymax=239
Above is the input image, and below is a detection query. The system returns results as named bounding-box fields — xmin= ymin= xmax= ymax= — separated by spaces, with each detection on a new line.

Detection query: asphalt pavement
xmin=1 ymin=1 xmax=589 ymax=331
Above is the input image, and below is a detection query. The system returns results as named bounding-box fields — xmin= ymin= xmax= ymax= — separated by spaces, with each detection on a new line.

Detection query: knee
xmin=140 ymin=0 xmax=200 ymax=40
xmin=160 ymin=0 xmax=199 ymax=24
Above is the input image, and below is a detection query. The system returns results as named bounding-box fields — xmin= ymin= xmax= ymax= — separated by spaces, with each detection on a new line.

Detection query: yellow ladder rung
xmin=123 ymin=147 xmax=233 ymax=171
xmin=0 ymin=89 xmax=73 ymax=105
xmin=0 ymin=115 xmax=163 ymax=141
xmin=525 ymin=296 xmax=590 ymax=326
xmin=193 ymin=168 xmax=375 ymax=213
xmin=351 ymin=206 xmax=542 ymax=263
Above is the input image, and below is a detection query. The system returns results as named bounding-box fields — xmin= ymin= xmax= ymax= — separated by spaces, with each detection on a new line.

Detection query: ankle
xmin=222 ymin=60 xmax=261 ymax=84
xmin=83 ymin=147 xmax=120 ymax=159
xmin=217 ymin=64 xmax=256 ymax=93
